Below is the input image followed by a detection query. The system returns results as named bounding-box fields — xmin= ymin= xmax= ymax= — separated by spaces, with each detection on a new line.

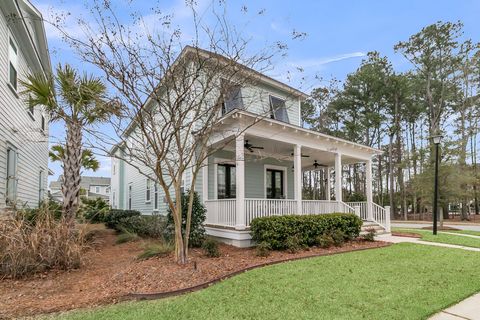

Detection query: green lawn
xmin=49 ymin=243 xmax=480 ymax=320
xmin=447 ymin=229 xmax=480 ymax=237
xmin=393 ymin=228 xmax=480 ymax=248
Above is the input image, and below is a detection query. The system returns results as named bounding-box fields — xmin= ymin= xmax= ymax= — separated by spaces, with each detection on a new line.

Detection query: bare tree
xmin=51 ymin=0 xmax=301 ymax=263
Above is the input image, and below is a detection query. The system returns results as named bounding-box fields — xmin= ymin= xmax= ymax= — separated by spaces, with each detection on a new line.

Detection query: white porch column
xmin=365 ymin=159 xmax=373 ymax=221
xmin=326 ymin=167 xmax=331 ymax=200
xmin=294 ymin=144 xmax=302 ymax=214
xmin=334 ymin=153 xmax=342 ymax=201
xmin=235 ymin=133 xmax=246 ymax=230
xmin=202 ymin=157 xmax=208 ymax=202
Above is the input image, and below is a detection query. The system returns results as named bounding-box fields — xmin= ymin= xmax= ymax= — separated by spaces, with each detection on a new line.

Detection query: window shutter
xmin=270 ymin=96 xmax=290 ymax=123
xmin=224 ymin=85 xmax=243 ymax=112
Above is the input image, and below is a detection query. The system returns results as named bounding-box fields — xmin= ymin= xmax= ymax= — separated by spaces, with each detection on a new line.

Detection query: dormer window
xmin=269 ymin=96 xmax=289 ymax=123
xmin=218 ymin=80 xmax=243 ymax=116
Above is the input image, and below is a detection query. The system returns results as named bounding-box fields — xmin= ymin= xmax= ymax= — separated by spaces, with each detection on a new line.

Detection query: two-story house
xmin=49 ymin=176 xmax=111 ymax=203
xmin=110 ymin=46 xmax=389 ymax=247
xmin=0 ymin=0 xmax=51 ymax=211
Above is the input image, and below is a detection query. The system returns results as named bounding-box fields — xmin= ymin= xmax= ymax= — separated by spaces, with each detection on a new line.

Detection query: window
xmin=41 ymin=114 xmax=46 ymax=132
xmin=217 ymin=164 xmax=236 ymax=199
xmin=28 ymin=95 xmax=35 ymax=119
xmin=106 ymin=187 xmax=110 ymax=194
xmin=95 ymin=186 xmax=100 ymax=193
xmin=154 ymin=183 xmax=159 ymax=210
xmin=145 ymin=179 xmax=151 ymax=202
xmin=112 ymin=191 xmax=116 ymax=209
xmin=217 ymin=80 xmax=243 ymax=116
xmin=128 ymin=184 xmax=132 ymax=209
xmin=38 ymin=170 xmax=45 ymax=204
xmin=269 ymin=96 xmax=289 ymax=123
xmin=6 ymin=146 xmax=18 ymax=205
xmin=266 ymin=169 xmax=284 ymax=199
xmin=8 ymin=37 xmax=18 ymax=91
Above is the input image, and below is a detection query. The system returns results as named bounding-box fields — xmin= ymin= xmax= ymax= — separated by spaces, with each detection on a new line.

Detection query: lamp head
xmin=432 ymin=134 xmax=443 ymax=145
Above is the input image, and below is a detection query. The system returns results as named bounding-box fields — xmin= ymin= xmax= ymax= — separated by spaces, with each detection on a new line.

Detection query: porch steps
xmin=360 ymin=221 xmax=388 ymax=236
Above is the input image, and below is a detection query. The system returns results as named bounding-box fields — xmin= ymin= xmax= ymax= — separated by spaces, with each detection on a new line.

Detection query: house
xmin=110 ymin=46 xmax=390 ymax=247
xmin=50 ymin=176 xmax=111 ymax=203
xmin=0 ymin=0 xmax=51 ymax=211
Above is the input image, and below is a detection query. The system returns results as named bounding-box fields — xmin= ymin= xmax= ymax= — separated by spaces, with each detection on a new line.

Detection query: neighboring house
xmin=110 ymin=46 xmax=390 ymax=247
xmin=0 ymin=0 xmax=51 ymax=211
xmin=50 ymin=176 xmax=111 ymax=203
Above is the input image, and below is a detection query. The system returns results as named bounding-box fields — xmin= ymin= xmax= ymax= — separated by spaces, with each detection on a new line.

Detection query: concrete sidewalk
xmin=429 ymin=293 xmax=480 ymax=319
xmin=375 ymin=234 xmax=480 ymax=252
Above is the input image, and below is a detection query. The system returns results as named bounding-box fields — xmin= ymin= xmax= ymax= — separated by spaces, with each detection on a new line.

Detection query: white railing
xmin=205 ymin=199 xmax=236 ymax=227
xmin=245 ymin=199 xmax=297 ymax=226
xmin=302 ymin=200 xmax=353 ymax=215
xmin=346 ymin=202 xmax=368 ymax=220
xmin=372 ymin=202 xmax=388 ymax=230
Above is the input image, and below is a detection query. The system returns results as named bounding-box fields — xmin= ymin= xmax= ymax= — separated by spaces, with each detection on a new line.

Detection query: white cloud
xmin=290 ymin=52 xmax=366 ymax=68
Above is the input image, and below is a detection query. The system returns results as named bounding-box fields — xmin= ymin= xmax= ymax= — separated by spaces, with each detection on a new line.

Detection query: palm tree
xmin=49 ymin=145 xmax=100 ymax=172
xmin=22 ymin=64 xmax=120 ymax=222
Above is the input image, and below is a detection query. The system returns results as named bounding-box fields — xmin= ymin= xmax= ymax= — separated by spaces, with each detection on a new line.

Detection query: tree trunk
xmin=62 ymin=121 xmax=83 ymax=223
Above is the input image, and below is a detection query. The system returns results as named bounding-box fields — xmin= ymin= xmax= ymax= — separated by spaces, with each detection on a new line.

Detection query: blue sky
xmin=35 ymin=0 xmax=480 ymax=182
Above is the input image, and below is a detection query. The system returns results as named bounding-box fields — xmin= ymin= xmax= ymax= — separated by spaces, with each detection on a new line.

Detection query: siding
xmin=0 ymin=9 xmax=49 ymax=210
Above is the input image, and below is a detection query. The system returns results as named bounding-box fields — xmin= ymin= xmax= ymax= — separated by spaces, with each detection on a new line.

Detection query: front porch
xmin=201 ymin=110 xmax=390 ymax=246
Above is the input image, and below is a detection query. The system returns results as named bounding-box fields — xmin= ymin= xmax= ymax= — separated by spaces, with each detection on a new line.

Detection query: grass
xmin=115 ymin=232 xmax=139 ymax=244
xmin=49 ymin=243 xmax=480 ymax=320
xmin=393 ymin=228 xmax=480 ymax=248
xmin=447 ymin=229 xmax=480 ymax=237
xmin=137 ymin=242 xmax=174 ymax=260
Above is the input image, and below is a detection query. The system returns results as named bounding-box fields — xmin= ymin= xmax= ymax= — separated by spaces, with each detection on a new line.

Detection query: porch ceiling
xmin=218 ymin=135 xmax=366 ymax=168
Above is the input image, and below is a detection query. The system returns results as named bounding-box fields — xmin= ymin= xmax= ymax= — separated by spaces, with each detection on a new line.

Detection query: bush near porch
xmin=250 ymin=213 xmax=362 ymax=250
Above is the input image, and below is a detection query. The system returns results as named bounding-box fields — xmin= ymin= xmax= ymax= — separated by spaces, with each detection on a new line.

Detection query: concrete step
xmin=360 ymin=222 xmax=388 ymax=236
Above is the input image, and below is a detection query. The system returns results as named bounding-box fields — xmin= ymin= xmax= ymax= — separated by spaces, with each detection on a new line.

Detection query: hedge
xmin=250 ymin=213 xmax=362 ymax=250
xmin=104 ymin=209 xmax=141 ymax=230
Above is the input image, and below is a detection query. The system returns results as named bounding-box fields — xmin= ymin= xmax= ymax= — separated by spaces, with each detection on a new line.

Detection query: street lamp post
xmin=432 ymin=134 xmax=443 ymax=235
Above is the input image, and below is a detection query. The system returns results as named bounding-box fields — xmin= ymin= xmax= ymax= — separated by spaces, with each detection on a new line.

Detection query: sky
xmin=34 ymin=0 xmax=480 ymax=183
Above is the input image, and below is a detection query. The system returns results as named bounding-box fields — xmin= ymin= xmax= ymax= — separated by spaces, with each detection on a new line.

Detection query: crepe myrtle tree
xmin=54 ymin=0 xmax=304 ymax=264
xmin=21 ymin=65 xmax=121 ymax=222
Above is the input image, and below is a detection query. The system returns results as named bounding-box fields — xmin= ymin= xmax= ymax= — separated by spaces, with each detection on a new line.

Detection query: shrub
xmin=21 ymin=199 xmax=62 ymax=223
xmin=0 ymin=205 xmax=86 ymax=278
xmin=138 ymin=242 xmax=174 ymax=260
xmin=104 ymin=209 xmax=141 ymax=230
xmin=117 ymin=215 xmax=167 ymax=238
xmin=166 ymin=191 xmax=206 ymax=247
xmin=316 ymin=234 xmax=334 ymax=248
xmin=362 ymin=228 xmax=377 ymax=241
xmin=331 ymin=229 xmax=346 ymax=247
xmin=285 ymin=235 xmax=302 ymax=253
xmin=79 ymin=197 xmax=110 ymax=223
xmin=202 ymin=239 xmax=220 ymax=257
xmin=250 ymin=213 xmax=362 ymax=250
xmin=255 ymin=241 xmax=271 ymax=257
xmin=116 ymin=231 xmax=139 ymax=244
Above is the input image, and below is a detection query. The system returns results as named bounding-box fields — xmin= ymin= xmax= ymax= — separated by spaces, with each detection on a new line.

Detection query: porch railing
xmin=302 ymin=200 xmax=354 ymax=215
xmin=205 ymin=199 xmax=236 ymax=227
xmin=245 ymin=199 xmax=297 ymax=226
xmin=345 ymin=201 xmax=368 ymax=220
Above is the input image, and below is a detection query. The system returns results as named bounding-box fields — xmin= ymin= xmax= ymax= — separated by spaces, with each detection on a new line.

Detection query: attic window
xmin=269 ymin=96 xmax=289 ymax=123
xmin=217 ymin=80 xmax=243 ymax=116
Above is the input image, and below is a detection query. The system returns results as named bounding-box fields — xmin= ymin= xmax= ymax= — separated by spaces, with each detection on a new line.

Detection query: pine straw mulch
xmin=0 ymin=228 xmax=390 ymax=319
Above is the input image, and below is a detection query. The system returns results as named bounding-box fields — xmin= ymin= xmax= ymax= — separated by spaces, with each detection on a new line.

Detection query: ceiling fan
xmin=244 ymin=140 xmax=264 ymax=153
xmin=290 ymin=152 xmax=310 ymax=158
xmin=312 ymin=160 xmax=327 ymax=169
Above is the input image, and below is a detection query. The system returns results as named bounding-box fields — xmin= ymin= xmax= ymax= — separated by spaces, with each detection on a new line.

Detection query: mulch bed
xmin=0 ymin=228 xmax=389 ymax=319
xmin=392 ymin=231 xmax=422 ymax=238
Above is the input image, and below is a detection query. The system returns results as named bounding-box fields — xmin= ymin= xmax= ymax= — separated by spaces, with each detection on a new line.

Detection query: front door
xmin=266 ymin=169 xmax=284 ymax=199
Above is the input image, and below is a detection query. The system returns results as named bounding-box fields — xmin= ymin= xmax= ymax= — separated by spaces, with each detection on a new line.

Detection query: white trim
xmin=263 ymin=164 xmax=288 ymax=199
xmin=213 ymin=157 xmax=235 ymax=200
